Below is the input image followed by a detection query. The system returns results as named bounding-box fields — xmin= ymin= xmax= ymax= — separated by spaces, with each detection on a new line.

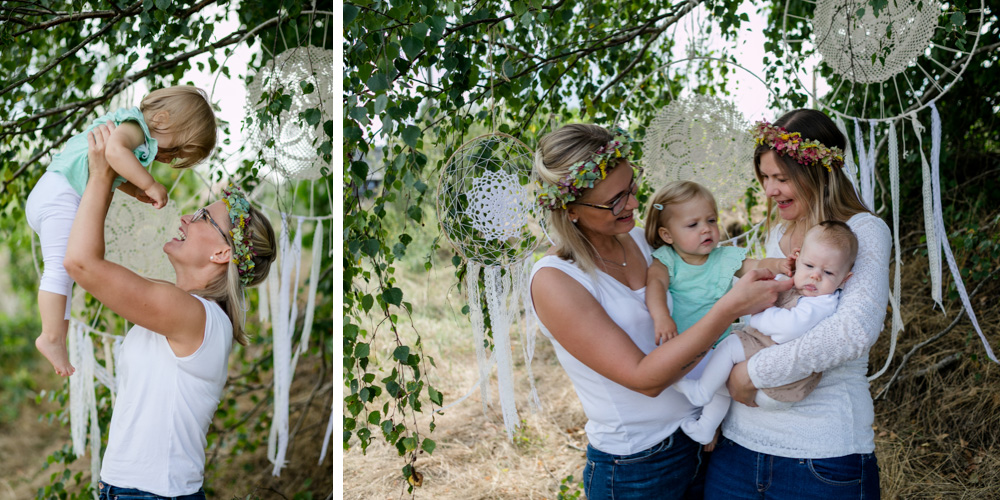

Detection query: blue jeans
xmin=704 ymin=437 xmax=880 ymax=499
xmin=97 ymin=481 xmax=206 ymax=500
xmin=584 ymin=428 xmax=705 ymax=500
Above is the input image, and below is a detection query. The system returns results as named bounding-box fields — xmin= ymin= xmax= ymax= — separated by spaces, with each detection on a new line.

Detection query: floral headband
xmin=222 ymin=183 xmax=256 ymax=287
xmin=751 ymin=120 xmax=844 ymax=172
xmin=536 ymin=127 xmax=634 ymax=211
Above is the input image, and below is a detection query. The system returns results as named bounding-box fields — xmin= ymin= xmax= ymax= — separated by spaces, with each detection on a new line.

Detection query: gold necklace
xmin=597 ymin=236 xmax=627 ymax=267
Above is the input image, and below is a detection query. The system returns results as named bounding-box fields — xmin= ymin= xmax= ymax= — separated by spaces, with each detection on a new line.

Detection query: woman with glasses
xmin=62 ymin=122 xmax=277 ymax=500
xmin=530 ymin=124 xmax=791 ymax=499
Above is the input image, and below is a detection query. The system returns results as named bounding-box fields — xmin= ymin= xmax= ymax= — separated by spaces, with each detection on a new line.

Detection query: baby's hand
xmin=781 ymin=249 xmax=799 ymax=276
xmin=653 ymin=317 xmax=679 ymax=345
xmin=145 ymin=182 xmax=169 ymax=209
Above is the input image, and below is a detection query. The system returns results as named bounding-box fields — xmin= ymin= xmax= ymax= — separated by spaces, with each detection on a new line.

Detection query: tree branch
xmin=0 ymin=2 xmax=142 ymax=97
xmin=592 ymin=0 xmax=702 ymax=103
xmin=11 ymin=9 xmax=121 ymax=37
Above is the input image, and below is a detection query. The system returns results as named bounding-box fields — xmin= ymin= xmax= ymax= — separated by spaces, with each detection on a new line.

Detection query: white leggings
xmin=25 ymin=172 xmax=80 ymax=320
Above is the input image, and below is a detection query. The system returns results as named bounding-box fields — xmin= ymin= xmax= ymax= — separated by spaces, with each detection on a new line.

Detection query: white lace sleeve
xmin=747 ymin=214 xmax=891 ymax=388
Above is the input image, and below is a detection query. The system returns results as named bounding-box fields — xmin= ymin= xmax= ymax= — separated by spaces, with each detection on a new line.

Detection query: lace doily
xmin=643 ymin=94 xmax=755 ymax=211
xmin=245 ymin=46 xmax=334 ymax=181
xmin=104 ymin=195 xmax=180 ymax=282
xmin=812 ymin=0 xmax=939 ymax=85
xmin=437 ymin=133 xmax=542 ymax=266
xmin=782 ymin=0 xmax=984 ymax=120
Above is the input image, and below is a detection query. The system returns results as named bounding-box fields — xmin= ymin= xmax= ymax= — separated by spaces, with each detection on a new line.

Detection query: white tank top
xmin=529 ymin=227 xmax=700 ymax=455
xmin=100 ymin=295 xmax=233 ymax=496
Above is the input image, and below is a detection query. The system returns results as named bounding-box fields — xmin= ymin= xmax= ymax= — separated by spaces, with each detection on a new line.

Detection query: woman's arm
xmin=533 ymin=266 xmax=792 ymax=397
xmin=63 ymin=124 xmax=206 ymax=355
xmin=743 ymin=215 xmax=891 ymax=388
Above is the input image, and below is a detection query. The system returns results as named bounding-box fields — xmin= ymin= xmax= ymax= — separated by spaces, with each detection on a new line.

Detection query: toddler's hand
xmin=653 ymin=317 xmax=679 ymax=345
xmin=145 ymin=182 xmax=169 ymax=209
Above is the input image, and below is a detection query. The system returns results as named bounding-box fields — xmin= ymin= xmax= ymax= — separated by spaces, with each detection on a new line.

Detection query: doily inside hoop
xmin=105 ymin=195 xmax=181 ymax=282
xmin=245 ymin=46 xmax=334 ymax=181
xmin=643 ymin=94 xmax=754 ymax=210
xmin=812 ymin=0 xmax=940 ymax=84
xmin=465 ymin=170 xmax=530 ymax=242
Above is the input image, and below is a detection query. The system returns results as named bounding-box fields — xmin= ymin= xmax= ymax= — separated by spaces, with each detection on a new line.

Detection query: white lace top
xmin=721 ymin=212 xmax=891 ymax=458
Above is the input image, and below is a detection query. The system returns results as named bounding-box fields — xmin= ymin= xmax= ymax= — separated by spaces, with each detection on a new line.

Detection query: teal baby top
xmin=651 ymin=245 xmax=748 ymax=344
xmin=47 ymin=107 xmax=159 ymax=196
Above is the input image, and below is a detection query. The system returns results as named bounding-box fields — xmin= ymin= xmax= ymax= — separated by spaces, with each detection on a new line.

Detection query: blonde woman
xmin=27 ymin=85 xmax=217 ymax=377
xmin=64 ymin=122 xmax=276 ymax=499
xmin=706 ymin=109 xmax=891 ymax=499
xmin=530 ymin=123 xmax=791 ymax=499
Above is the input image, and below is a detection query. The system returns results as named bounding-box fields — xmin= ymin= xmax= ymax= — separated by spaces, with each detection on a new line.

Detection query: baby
xmin=673 ymin=220 xmax=858 ymax=444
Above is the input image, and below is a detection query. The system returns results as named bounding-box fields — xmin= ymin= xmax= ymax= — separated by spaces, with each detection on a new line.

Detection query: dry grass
xmin=344 ymin=228 xmax=1000 ymax=499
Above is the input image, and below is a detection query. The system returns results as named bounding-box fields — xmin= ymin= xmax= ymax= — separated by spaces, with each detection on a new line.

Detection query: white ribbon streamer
xmin=292 ymin=220 xmax=324 ymax=373
xmin=910 ymin=113 xmax=943 ymax=310
xmin=268 ymin=214 xmax=296 ymax=476
xmin=869 ymin=121 xmax=904 ymax=380
xmin=466 ymin=261 xmax=490 ymax=415
xmin=483 ymin=265 xmax=520 ymax=439
xmin=928 ymin=103 xmax=997 ymax=363
xmin=836 ymin=117 xmax=860 ymax=195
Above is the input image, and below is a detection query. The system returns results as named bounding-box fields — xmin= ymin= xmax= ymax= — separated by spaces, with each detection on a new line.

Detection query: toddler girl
xmin=643 ymin=181 xmax=787 ymax=446
xmin=672 ymin=220 xmax=858 ymax=445
xmin=25 ymin=85 xmax=217 ymax=376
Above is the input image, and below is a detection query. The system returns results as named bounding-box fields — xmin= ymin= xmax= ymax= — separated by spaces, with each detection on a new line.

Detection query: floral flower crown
xmin=222 ymin=183 xmax=256 ymax=287
xmin=536 ymin=127 xmax=634 ymax=211
xmin=751 ymin=120 xmax=844 ymax=172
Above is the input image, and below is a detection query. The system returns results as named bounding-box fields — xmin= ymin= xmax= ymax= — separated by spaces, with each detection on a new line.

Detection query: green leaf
xmin=367 ymin=72 xmax=389 ymax=92
xmin=950 ymin=12 xmax=966 ymax=28
xmin=154 ymin=0 xmax=170 ymax=10
xmin=374 ymin=95 xmax=388 ymax=114
xmin=368 ymin=411 xmax=381 ymax=425
xmin=401 ymin=36 xmax=422 ymax=60
xmin=361 ymin=294 xmax=374 ymax=312
xmin=344 ymin=4 xmax=360 ymax=25
xmin=428 ymin=386 xmax=443 ymax=406
xmin=305 ymin=108 xmax=323 ymax=126
xmin=354 ymin=342 xmax=370 ymax=358
xmin=421 ymin=438 xmax=436 ymax=454
xmin=406 ymin=205 xmax=422 ymax=223
xmin=402 ymin=437 xmax=417 ymax=452
xmin=402 ymin=125 xmax=421 ymax=148
xmin=384 ymin=287 xmax=404 ymax=306
xmin=412 ymin=22 xmax=429 ymax=39
xmin=393 ymin=345 xmax=410 ymax=361
xmin=502 ymin=59 xmax=515 ymax=78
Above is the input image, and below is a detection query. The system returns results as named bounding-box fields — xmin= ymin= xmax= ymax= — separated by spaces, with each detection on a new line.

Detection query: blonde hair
xmin=140 ymin=86 xmax=217 ymax=169
xmin=534 ymin=123 xmax=625 ymax=273
xmin=754 ymin=109 xmax=871 ymax=236
xmin=644 ymin=181 xmax=717 ymax=249
xmin=806 ymin=220 xmax=859 ymax=266
xmin=193 ymin=205 xmax=277 ymax=345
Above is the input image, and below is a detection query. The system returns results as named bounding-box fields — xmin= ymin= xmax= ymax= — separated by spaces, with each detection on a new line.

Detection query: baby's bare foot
xmin=35 ymin=334 xmax=75 ymax=377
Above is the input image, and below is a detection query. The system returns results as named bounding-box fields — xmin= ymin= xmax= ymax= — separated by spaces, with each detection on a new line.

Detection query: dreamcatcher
xmin=781 ymin=0 xmax=995 ymax=375
xmin=238 ymin=10 xmax=334 ymax=475
xmin=436 ymin=133 xmax=544 ymax=439
xmin=616 ymin=57 xmax=777 ymax=248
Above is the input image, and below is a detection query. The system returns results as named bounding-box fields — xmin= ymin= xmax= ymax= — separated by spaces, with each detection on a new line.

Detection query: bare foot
xmin=35 ymin=334 xmax=75 ymax=377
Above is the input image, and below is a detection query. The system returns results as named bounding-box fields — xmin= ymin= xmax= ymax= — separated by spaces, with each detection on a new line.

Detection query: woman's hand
xmin=727 ymin=361 xmax=758 ymax=407
xmin=87 ymin=121 xmax=117 ymax=180
xmin=718 ymin=268 xmax=794 ymax=319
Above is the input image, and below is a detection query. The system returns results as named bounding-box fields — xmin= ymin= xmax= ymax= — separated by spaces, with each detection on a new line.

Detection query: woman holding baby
xmin=529 ymin=108 xmax=890 ymax=499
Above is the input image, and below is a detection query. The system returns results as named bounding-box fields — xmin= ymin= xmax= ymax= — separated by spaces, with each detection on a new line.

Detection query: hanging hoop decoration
xmin=436 ymin=133 xmax=543 ymax=267
xmin=104 ymin=195 xmax=181 ymax=282
xmin=782 ymin=0 xmax=984 ymax=121
xmin=615 ymin=57 xmax=776 ymax=213
xmin=243 ymin=14 xmax=333 ymax=181
xmin=436 ymin=133 xmax=544 ymax=440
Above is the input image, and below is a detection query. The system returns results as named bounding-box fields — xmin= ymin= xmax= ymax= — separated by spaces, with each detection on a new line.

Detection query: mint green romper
xmin=47 ymin=107 xmax=159 ymax=195
xmin=650 ymin=245 xmax=748 ymax=345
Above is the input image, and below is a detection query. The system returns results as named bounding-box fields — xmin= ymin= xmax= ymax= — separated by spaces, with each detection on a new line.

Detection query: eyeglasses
xmin=571 ymin=167 xmax=642 ymax=216
xmin=191 ymin=207 xmax=230 ymax=243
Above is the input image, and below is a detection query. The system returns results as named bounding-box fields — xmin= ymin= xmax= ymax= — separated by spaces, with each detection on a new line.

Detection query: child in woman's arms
xmin=673 ymin=220 xmax=858 ymax=444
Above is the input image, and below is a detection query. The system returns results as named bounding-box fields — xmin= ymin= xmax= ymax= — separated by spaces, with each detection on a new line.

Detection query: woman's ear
xmin=657 ymin=226 xmax=673 ymax=245
xmin=211 ymin=245 xmax=232 ymax=265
